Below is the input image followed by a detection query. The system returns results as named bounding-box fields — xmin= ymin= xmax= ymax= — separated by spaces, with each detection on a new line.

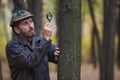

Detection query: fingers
xmin=43 ymin=22 xmax=56 ymax=39
xmin=54 ymin=50 xmax=60 ymax=61
xmin=44 ymin=22 xmax=56 ymax=31
xmin=55 ymin=47 xmax=60 ymax=51
xmin=54 ymin=51 xmax=60 ymax=55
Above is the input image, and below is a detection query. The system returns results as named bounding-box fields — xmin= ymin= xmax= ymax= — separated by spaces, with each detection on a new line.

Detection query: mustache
xmin=29 ymin=28 xmax=35 ymax=32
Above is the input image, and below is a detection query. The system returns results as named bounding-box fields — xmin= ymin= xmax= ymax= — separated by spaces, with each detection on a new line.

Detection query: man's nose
xmin=29 ymin=23 xmax=34 ymax=29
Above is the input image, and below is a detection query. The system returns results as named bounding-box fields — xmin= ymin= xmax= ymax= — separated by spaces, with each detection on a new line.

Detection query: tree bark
xmin=27 ymin=0 xmax=42 ymax=35
xmin=57 ymin=0 xmax=82 ymax=80
xmin=12 ymin=0 xmax=25 ymax=12
xmin=117 ymin=0 xmax=120 ymax=69
xmin=12 ymin=0 xmax=25 ymax=37
xmin=101 ymin=0 xmax=118 ymax=80
xmin=0 ymin=0 xmax=2 ymax=79
xmin=87 ymin=0 xmax=102 ymax=68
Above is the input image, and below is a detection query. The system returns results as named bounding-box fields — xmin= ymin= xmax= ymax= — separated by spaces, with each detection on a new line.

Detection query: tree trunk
xmin=27 ymin=0 xmax=42 ymax=35
xmin=57 ymin=0 xmax=82 ymax=80
xmin=91 ymin=28 xmax=97 ymax=68
xmin=100 ymin=0 xmax=118 ymax=80
xmin=117 ymin=0 xmax=120 ymax=69
xmin=0 ymin=0 xmax=2 ymax=79
xmin=12 ymin=0 xmax=25 ymax=12
xmin=88 ymin=0 xmax=102 ymax=68
xmin=12 ymin=0 xmax=25 ymax=37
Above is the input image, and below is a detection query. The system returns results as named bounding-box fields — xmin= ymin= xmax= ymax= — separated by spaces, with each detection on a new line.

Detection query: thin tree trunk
xmin=91 ymin=29 xmax=97 ymax=68
xmin=27 ymin=0 xmax=42 ymax=35
xmin=101 ymin=0 xmax=118 ymax=80
xmin=57 ymin=0 xmax=82 ymax=80
xmin=0 ymin=0 xmax=2 ymax=79
xmin=12 ymin=0 xmax=25 ymax=12
xmin=117 ymin=0 xmax=120 ymax=69
xmin=12 ymin=0 xmax=25 ymax=37
xmin=0 ymin=0 xmax=2 ymax=80
xmin=2 ymin=9 xmax=10 ymax=42
xmin=88 ymin=0 xmax=102 ymax=68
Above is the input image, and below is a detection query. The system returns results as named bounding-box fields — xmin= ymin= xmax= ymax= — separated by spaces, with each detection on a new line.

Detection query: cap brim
xmin=10 ymin=14 xmax=34 ymax=27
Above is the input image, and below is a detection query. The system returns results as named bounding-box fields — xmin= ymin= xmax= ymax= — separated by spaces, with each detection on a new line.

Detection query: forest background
xmin=0 ymin=0 xmax=120 ymax=80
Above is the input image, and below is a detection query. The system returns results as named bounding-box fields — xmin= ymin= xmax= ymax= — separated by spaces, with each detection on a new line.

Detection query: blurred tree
xmin=117 ymin=0 xmax=120 ymax=69
xmin=57 ymin=0 xmax=81 ymax=80
xmin=2 ymin=6 xmax=10 ymax=42
xmin=87 ymin=0 xmax=101 ymax=68
xmin=12 ymin=0 xmax=25 ymax=12
xmin=0 ymin=0 xmax=3 ymax=79
xmin=27 ymin=0 xmax=43 ymax=35
xmin=12 ymin=0 xmax=25 ymax=37
xmin=100 ymin=0 xmax=118 ymax=80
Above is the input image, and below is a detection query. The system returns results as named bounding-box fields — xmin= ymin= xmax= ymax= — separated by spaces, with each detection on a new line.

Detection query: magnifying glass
xmin=46 ymin=13 xmax=52 ymax=22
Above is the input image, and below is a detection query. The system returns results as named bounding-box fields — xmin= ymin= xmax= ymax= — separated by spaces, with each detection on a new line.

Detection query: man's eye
xmin=24 ymin=22 xmax=28 ymax=25
xmin=29 ymin=20 xmax=33 ymax=23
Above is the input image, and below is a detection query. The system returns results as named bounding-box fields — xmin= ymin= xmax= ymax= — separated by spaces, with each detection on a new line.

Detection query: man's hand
xmin=43 ymin=22 xmax=56 ymax=40
xmin=54 ymin=47 xmax=60 ymax=61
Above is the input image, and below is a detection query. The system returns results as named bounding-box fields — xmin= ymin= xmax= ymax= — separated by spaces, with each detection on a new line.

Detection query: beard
xmin=20 ymin=29 xmax=36 ymax=38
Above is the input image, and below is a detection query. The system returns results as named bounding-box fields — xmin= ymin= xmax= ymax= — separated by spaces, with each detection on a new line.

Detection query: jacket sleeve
xmin=47 ymin=45 xmax=58 ymax=63
xmin=6 ymin=38 xmax=51 ymax=68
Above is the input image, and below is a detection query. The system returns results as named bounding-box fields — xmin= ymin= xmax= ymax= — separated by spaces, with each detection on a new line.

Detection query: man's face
xmin=15 ymin=17 xmax=36 ymax=37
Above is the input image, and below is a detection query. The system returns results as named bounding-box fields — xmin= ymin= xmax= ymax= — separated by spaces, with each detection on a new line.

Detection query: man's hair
xmin=12 ymin=21 xmax=20 ymax=28
xmin=11 ymin=20 xmax=20 ymax=33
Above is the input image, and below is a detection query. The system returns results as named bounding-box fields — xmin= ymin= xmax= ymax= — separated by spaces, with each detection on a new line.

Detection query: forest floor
xmin=1 ymin=61 xmax=120 ymax=80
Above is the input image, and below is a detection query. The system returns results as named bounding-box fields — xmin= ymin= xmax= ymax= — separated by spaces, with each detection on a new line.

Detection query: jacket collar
xmin=14 ymin=35 xmax=36 ymax=49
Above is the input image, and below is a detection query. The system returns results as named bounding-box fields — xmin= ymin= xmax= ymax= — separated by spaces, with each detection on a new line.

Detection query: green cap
xmin=10 ymin=10 xmax=34 ymax=27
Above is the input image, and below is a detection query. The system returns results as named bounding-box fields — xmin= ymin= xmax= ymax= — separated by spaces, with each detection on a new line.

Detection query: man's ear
xmin=14 ymin=27 xmax=20 ymax=34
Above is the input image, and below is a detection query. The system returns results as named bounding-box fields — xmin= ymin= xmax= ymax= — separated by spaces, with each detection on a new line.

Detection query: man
xmin=6 ymin=10 xmax=60 ymax=80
